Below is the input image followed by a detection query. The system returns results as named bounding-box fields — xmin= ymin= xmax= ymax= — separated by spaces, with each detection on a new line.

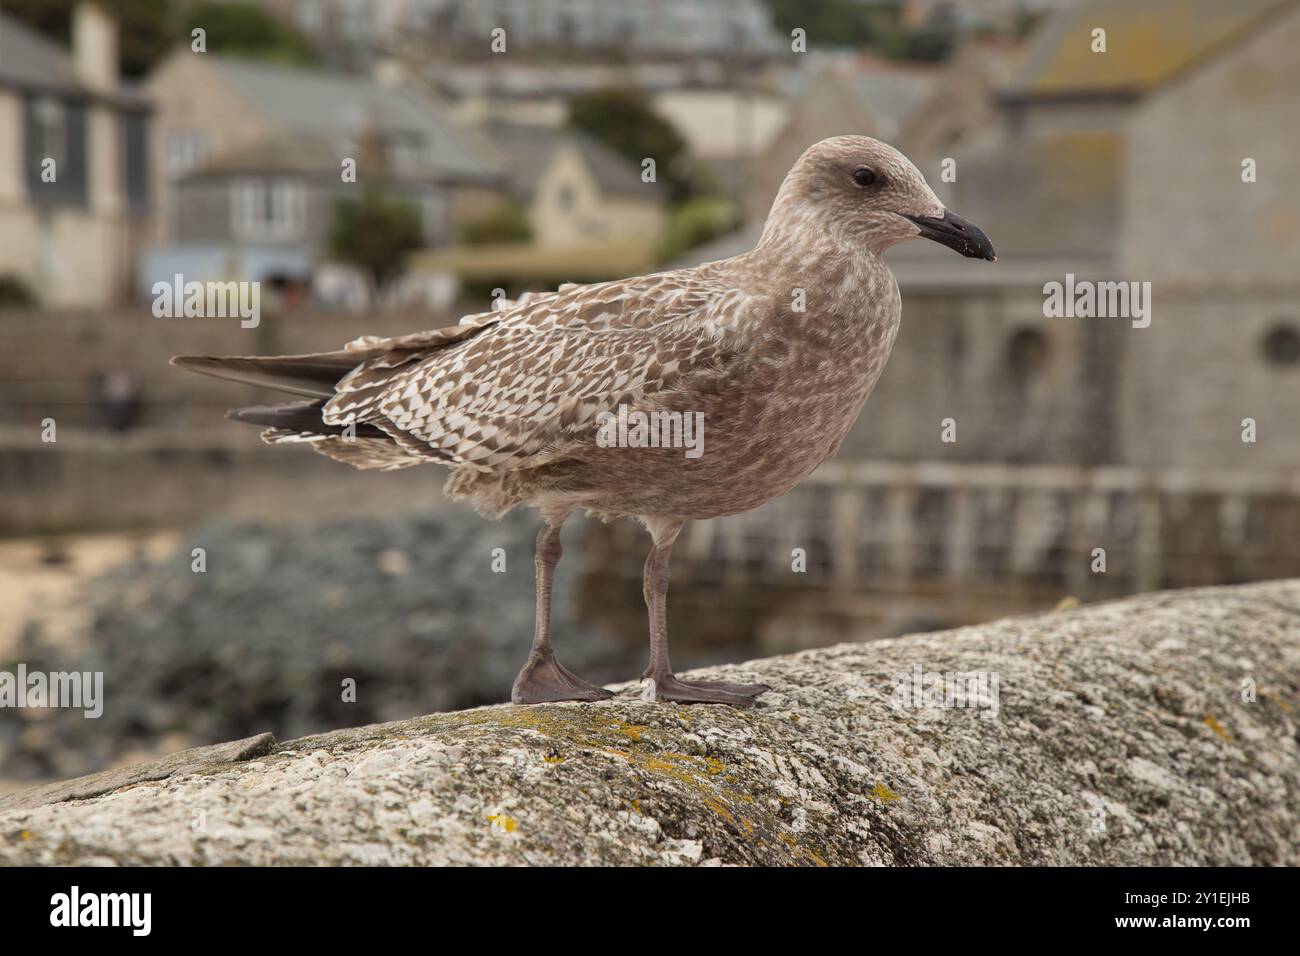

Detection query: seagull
xmin=173 ymin=135 xmax=995 ymax=707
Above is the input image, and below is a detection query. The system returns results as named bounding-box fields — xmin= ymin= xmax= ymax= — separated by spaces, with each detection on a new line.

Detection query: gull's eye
xmin=852 ymin=166 xmax=877 ymax=187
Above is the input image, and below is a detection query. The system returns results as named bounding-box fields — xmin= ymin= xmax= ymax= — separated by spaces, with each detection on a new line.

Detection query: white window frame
xmin=165 ymin=131 xmax=210 ymax=179
xmin=33 ymin=96 xmax=68 ymax=169
xmin=231 ymin=178 xmax=307 ymax=241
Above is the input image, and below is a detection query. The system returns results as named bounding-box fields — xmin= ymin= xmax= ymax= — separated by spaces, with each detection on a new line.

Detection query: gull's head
xmin=771 ymin=135 xmax=996 ymax=261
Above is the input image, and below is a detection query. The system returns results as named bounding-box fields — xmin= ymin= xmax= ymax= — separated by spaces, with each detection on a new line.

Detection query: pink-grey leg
xmin=512 ymin=517 xmax=613 ymax=704
xmin=640 ymin=518 xmax=769 ymax=707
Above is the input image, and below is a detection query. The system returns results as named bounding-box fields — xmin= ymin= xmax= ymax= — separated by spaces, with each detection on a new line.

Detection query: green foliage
xmin=4 ymin=0 xmax=318 ymax=76
xmin=659 ymin=197 xmax=743 ymax=261
xmin=763 ymin=0 xmax=959 ymax=62
xmin=0 ymin=274 xmax=38 ymax=309
xmin=459 ymin=202 xmax=533 ymax=246
xmin=3 ymin=0 xmax=174 ymax=79
xmin=181 ymin=1 xmax=318 ymax=66
xmin=328 ymin=190 xmax=425 ymax=288
xmin=763 ymin=0 xmax=900 ymax=49
xmin=567 ymin=88 xmax=692 ymax=199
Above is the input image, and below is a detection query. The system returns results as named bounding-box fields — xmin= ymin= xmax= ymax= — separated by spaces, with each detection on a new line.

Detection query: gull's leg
xmin=512 ymin=516 xmax=613 ymax=704
xmin=640 ymin=518 xmax=769 ymax=707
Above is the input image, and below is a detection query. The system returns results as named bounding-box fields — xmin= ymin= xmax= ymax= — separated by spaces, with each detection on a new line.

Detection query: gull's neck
xmin=741 ymin=204 xmax=891 ymax=301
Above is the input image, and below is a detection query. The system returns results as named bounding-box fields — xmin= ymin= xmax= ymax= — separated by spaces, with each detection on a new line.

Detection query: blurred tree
xmin=659 ymin=197 xmax=742 ymax=261
xmin=762 ymin=0 xmax=899 ymax=49
xmin=180 ymin=1 xmax=318 ymax=66
xmin=0 ymin=274 xmax=39 ymax=309
xmin=3 ymin=0 xmax=174 ymax=79
xmin=328 ymin=190 xmax=425 ymax=290
xmin=901 ymin=5 xmax=960 ymax=62
xmin=763 ymin=0 xmax=962 ymax=62
xmin=567 ymin=88 xmax=692 ymax=200
xmin=459 ymin=202 xmax=533 ymax=246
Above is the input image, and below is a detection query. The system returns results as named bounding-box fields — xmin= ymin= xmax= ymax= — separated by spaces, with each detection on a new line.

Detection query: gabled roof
xmin=206 ymin=56 xmax=498 ymax=183
xmin=1005 ymin=0 xmax=1297 ymax=98
xmin=836 ymin=56 xmax=937 ymax=130
xmin=485 ymin=122 xmax=661 ymax=200
xmin=0 ymin=10 xmax=146 ymax=106
xmin=188 ymin=131 xmax=340 ymax=177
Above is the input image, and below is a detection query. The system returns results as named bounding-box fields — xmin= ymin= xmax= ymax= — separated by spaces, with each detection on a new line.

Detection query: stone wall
xmin=2 ymin=579 xmax=1295 ymax=865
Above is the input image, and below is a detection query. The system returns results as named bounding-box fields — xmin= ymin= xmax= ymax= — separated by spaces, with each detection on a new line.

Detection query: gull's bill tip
xmin=903 ymin=209 xmax=997 ymax=261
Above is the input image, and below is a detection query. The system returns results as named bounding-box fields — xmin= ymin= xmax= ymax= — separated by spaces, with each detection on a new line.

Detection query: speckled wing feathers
xmin=321 ymin=272 xmax=756 ymax=472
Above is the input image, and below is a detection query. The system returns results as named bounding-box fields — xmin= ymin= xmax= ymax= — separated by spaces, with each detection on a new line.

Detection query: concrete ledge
xmin=1 ymin=580 xmax=1297 ymax=865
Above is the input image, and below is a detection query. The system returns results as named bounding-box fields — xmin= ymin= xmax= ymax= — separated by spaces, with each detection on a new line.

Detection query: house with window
xmin=407 ymin=122 xmax=665 ymax=285
xmin=486 ymin=122 xmax=665 ymax=249
xmin=141 ymin=50 xmax=502 ymax=294
xmin=0 ymin=3 xmax=151 ymax=307
xmin=685 ymin=0 xmax=1300 ymax=475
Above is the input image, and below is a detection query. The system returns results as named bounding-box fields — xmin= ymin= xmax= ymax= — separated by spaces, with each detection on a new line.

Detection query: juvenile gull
xmin=173 ymin=135 xmax=995 ymax=707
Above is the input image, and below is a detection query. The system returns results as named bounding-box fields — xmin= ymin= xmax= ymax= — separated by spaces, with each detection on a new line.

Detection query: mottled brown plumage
xmin=173 ymin=136 xmax=995 ymax=707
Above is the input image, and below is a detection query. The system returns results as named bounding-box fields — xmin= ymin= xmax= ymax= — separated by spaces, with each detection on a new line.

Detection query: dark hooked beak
xmin=902 ymin=209 xmax=996 ymax=261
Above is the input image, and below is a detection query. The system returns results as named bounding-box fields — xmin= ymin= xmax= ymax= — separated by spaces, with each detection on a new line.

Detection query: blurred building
xmin=420 ymin=0 xmax=780 ymax=56
xmin=485 ymin=122 xmax=665 ymax=248
xmin=655 ymin=0 xmax=1300 ymax=640
xmin=253 ymin=0 xmax=413 ymax=73
xmin=899 ymin=0 xmax=1072 ymax=32
xmin=0 ymin=3 xmax=150 ymax=307
xmin=876 ymin=0 xmax=1300 ymax=469
xmin=430 ymin=57 xmax=790 ymax=208
xmin=2 ymin=0 xmax=1297 ymax=652
xmin=407 ymin=121 xmax=665 ymax=287
xmin=140 ymin=50 xmax=502 ymax=292
xmin=753 ymin=53 xmax=940 ymax=221
xmin=252 ymin=0 xmax=780 ymax=66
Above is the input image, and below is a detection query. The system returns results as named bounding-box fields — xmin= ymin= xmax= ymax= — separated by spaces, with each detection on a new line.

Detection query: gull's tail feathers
xmin=225 ymin=399 xmax=422 ymax=471
xmin=170 ymin=319 xmax=500 ymax=399
xmin=170 ymin=352 xmax=362 ymax=399
xmin=224 ymin=399 xmax=387 ymax=436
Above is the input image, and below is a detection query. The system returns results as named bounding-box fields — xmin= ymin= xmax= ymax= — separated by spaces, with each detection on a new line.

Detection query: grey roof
xmin=485 ymin=122 xmax=659 ymax=199
xmin=209 ymin=57 xmax=498 ymax=183
xmin=842 ymin=69 xmax=935 ymax=129
xmin=672 ymin=219 xmax=762 ymax=268
xmin=189 ymin=131 xmax=342 ymax=177
xmin=0 ymin=10 xmax=146 ymax=105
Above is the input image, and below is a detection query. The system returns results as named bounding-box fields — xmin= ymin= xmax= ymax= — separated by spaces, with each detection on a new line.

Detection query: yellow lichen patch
xmin=1203 ymin=714 xmax=1232 ymax=741
xmin=872 ymin=782 xmax=900 ymax=803
xmin=20 ymin=830 xmax=32 ymax=841
xmin=543 ymin=755 xmax=565 ymax=764
xmin=703 ymin=757 xmax=726 ymax=775
xmin=486 ymin=814 xmax=519 ymax=833
xmin=451 ymin=707 xmax=653 ymax=754
xmin=704 ymin=798 xmax=735 ymax=823
xmin=604 ymin=747 xmax=727 ymax=794
xmin=1261 ymin=692 xmax=1292 ymax=714
xmin=779 ymin=831 xmax=828 ymax=867
xmin=629 ymin=799 xmax=643 ymax=815
xmin=613 ymin=721 xmax=646 ymax=742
